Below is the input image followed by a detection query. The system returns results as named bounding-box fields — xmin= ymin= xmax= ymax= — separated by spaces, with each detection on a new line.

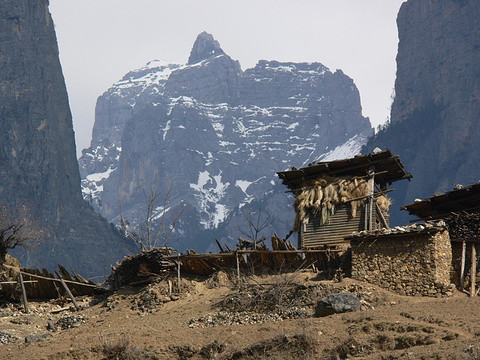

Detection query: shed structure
xmin=401 ymin=183 xmax=480 ymax=295
xmin=401 ymin=183 xmax=480 ymax=222
xmin=277 ymin=149 xmax=412 ymax=249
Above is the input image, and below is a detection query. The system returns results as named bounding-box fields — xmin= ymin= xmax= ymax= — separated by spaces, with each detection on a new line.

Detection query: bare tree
xmin=0 ymin=204 xmax=45 ymax=263
xmin=120 ymin=180 xmax=186 ymax=252
xmin=237 ymin=208 xmax=278 ymax=249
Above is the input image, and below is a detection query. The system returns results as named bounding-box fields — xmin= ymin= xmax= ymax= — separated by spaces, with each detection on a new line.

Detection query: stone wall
xmin=351 ymin=229 xmax=454 ymax=297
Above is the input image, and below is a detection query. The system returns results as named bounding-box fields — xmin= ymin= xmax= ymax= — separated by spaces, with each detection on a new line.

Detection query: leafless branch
xmin=0 ymin=203 xmax=45 ymax=262
xmin=236 ymin=208 xmax=278 ymax=249
xmin=119 ymin=179 xmax=186 ymax=252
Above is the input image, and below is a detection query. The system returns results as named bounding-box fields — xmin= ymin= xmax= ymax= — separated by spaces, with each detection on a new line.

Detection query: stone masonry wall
xmin=351 ymin=230 xmax=454 ymax=297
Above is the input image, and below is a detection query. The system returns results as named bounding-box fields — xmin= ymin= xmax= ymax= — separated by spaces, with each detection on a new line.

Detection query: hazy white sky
xmin=49 ymin=0 xmax=405 ymax=157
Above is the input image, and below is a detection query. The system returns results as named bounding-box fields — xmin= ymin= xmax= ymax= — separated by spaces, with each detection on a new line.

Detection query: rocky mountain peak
xmin=187 ymin=32 xmax=225 ymax=64
xmin=80 ymin=33 xmax=373 ymax=253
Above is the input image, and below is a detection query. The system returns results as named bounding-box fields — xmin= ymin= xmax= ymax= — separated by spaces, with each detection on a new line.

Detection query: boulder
xmin=315 ymin=293 xmax=361 ymax=317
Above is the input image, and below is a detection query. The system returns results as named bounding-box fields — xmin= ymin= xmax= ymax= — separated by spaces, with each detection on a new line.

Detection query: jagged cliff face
xmin=80 ymin=32 xmax=372 ymax=250
xmin=365 ymin=0 xmax=480 ymax=224
xmin=0 ymin=0 xmax=133 ymax=276
xmin=0 ymin=0 xmax=82 ymax=221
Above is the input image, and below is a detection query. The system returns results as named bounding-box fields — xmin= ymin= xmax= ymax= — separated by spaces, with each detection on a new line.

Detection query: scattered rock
xmin=315 ymin=293 xmax=361 ymax=317
xmin=47 ymin=320 xmax=57 ymax=332
xmin=55 ymin=314 xmax=86 ymax=330
xmin=10 ymin=317 xmax=31 ymax=325
xmin=25 ymin=333 xmax=51 ymax=343
xmin=0 ymin=331 xmax=19 ymax=344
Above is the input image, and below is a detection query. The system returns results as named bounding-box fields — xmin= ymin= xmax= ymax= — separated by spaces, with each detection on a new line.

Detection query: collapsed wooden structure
xmin=107 ymin=235 xmax=346 ymax=290
xmin=0 ymin=264 xmax=100 ymax=313
xmin=277 ymin=149 xmax=412 ymax=248
xmin=401 ymin=183 xmax=480 ymax=296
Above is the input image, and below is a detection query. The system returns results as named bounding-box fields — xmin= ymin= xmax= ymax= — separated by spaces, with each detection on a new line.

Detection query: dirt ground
xmin=1 ymin=270 xmax=480 ymax=360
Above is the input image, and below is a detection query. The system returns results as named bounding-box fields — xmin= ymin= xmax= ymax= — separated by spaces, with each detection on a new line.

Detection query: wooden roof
xmin=401 ymin=182 xmax=480 ymax=221
xmin=276 ymin=149 xmax=412 ymax=191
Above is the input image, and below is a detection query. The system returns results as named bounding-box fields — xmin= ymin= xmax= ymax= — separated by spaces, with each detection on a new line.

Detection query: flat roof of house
xmin=276 ymin=149 xmax=412 ymax=191
xmin=401 ymin=182 xmax=480 ymax=220
xmin=346 ymin=222 xmax=446 ymax=240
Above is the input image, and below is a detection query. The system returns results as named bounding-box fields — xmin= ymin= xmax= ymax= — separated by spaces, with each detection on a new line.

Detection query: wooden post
xmin=471 ymin=243 xmax=477 ymax=297
xmin=168 ymin=280 xmax=172 ymax=296
xmin=375 ymin=202 xmax=388 ymax=229
xmin=368 ymin=165 xmax=375 ymax=230
xmin=177 ymin=258 xmax=181 ymax=294
xmin=59 ymin=277 xmax=80 ymax=310
xmin=364 ymin=203 xmax=369 ymax=230
xmin=18 ymin=272 xmax=29 ymax=314
xmin=236 ymin=251 xmax=240 ymax=286
xmin=460 ymin=240 xmax=466 ymax=292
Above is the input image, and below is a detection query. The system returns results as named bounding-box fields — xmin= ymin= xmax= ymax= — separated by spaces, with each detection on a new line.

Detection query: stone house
xmin=349 ymin=182 xmax=480 ymax=297
xmin=349 ymin=222 xmax=454 ymax=297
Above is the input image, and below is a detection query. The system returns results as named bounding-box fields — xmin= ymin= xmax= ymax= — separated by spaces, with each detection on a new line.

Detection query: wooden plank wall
xmin=300 ymin=204 xmax=368 ymax=248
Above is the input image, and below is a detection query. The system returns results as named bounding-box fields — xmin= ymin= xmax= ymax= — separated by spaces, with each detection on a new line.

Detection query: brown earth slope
xmin=1 ymin=272 xmax=480 ymax=360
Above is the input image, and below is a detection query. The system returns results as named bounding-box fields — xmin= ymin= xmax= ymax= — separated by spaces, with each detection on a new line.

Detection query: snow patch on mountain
xmin=318 ymin=133 xmax=368 ymax=162
xmin=81 ymin=165 xmax=117 ymax=205
xmin=190 ymin=171 xmax=231 ymax=228
xmin=236 ymin=180 xmax=252 ymax=194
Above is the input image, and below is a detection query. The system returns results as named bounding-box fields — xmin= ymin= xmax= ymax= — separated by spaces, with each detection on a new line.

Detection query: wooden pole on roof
xmin=460 ymin=240 xmax=466 ymax=292
xmin=471 ymin=243 xmax=476 ymax=297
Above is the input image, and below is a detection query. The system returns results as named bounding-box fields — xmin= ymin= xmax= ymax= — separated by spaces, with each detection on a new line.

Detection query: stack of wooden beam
xmin=445 ymin=211 xmax=480 ymax=241
xmin=107 ymin=247 xmax=177 ymax=289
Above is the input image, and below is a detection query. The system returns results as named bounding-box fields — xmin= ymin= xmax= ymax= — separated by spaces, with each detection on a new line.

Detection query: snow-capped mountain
xmin=79 ymin=32 xmax=372 ymax=251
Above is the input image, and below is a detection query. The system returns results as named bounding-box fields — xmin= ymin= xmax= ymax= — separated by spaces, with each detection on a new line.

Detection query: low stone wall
xmin=351 ymin=229 xmax=454 ymax=297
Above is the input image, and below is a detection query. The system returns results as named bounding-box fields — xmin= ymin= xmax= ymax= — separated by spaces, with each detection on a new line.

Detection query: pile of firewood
xmin=445 ymin=211 xmax=480 ymax=241
xmin=107 ymin=247 xmax=177 ymax=289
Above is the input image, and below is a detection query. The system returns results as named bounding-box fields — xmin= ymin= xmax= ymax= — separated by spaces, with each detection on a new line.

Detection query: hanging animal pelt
xmin=292 ymin=176 xmax=389 ymax=232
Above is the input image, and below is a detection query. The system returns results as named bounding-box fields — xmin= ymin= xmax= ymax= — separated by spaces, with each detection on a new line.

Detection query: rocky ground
xmin=1 ymin=270 xmax=480 ymax=359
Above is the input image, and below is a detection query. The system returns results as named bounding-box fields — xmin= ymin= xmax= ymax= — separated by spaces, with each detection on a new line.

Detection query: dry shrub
xmin=219 ymin=271 xmax=335 ymax=313
xmin=322 ymin=337 xmax=369 ymax=359
xmin=219 ymin=333 xmax=318 ymax=360
xmin=169 ymin=340 xmax=226 ymax=359
xmin=467 ymin=345 xmax=480 ymax=360
xmin=394 ymin=334 xmax=436 ymax=349
xmin=370 ymin=334 xmax=395 ymax=351
xmin=199 ymin=340 xmax=226 ymax=359
xmin=100 ymin=334 xmax=156 ymax=360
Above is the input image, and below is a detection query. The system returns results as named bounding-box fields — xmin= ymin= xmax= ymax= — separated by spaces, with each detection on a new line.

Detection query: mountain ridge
xmin=80 ymin=32 xmax=373 ymax=251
